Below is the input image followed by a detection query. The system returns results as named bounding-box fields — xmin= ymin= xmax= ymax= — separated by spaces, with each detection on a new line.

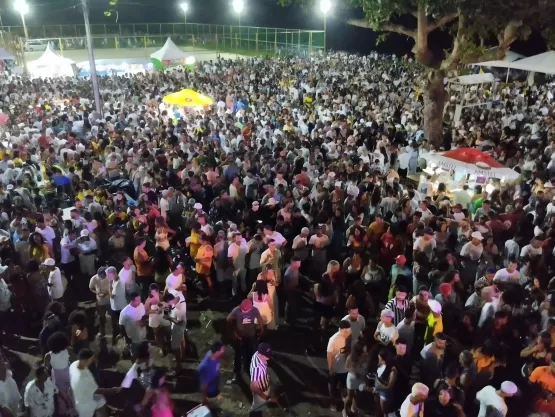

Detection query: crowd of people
xmin=0 ymin=50 xmax=554 ymax=417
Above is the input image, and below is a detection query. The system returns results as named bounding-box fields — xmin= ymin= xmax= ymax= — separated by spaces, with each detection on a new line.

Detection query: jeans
xmin=232 ymin=269 xmax=247 ymax=296
xmin=233 ymin=336 xmax=256 ymax=375
xmin=284 ymin=290 xmax=300 ymax=325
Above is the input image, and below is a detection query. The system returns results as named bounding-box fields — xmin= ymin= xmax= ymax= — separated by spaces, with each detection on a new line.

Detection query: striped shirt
xmin=250 ymin=352 xmax=270 ymax=392
xmin=384 ymin=298 xmax=409 ymax=326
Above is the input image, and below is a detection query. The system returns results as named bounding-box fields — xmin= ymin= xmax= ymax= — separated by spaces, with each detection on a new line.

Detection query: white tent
xmin=472 ymin=50 xmax=525 ymax=68
xmin=447 ymin=73 xmax=495 ymax=85
xmin=29 ymin=43 xmax=76 ymax=77
xmin=503 ymin=51 xmax=555 ymax=75
xmin=150 ymin=37 xmax=187 ymax=61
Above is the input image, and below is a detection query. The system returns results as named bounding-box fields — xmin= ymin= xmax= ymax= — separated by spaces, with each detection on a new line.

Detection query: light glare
xmin=14 ymin=0 xmax=29 ymax=14
xmin=232 ymin=0 xmax=244 ymax=14
xmin=320 ymin=0 xmax=331 ymax=14
xmin=180 ymin=2 xmax=189 ymax=13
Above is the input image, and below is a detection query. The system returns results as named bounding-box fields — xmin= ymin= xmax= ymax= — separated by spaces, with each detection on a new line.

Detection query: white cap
xmin=193 ymin=203 xmax=203 ymax=209
xmin=80 ymin=229 xmax=89 ymax=237
xmin=471 ymin=231 xmax=483 ymax=240
xmin=500 ymin=381 xmax=518 ymax=395
xmin=428 ymin=299 xmax=442 ymax=314
xmin=43 ymin=258 xmax=56 ymax=266
xmin=6 ymin=184 xmax=13 ymax=191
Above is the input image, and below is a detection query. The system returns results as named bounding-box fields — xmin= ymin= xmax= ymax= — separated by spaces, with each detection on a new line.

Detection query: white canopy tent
xmin=446 ymin=73 xmax=496 ymax=125
xmin=28 ymin=43 xmax=76 ymax=77
xmin=150 ymin=37 xmax=187 ymax=62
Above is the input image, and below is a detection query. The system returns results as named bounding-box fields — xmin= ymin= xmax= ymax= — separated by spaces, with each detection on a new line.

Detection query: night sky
xmin=0 ymin=0 xmax=547 ymax=56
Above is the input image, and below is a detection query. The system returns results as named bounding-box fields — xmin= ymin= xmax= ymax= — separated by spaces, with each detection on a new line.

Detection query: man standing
xmin=227 ymin=299 xmax=263 ymax=382
xmin=249 ymin=343 xmax=278 ymax=417
xmin=399 ymin=383 xmax=429 ymax=417
xmin=119 ymin=292 xmax=147 ymax=349
xmin=42 ymin=258 xmax=64 ymax=302
xmin=69 ymin=349 xmax=120 ymax=417
xmin=327 ymin=320 xmax=351 ymax=411
xmin=198 ymin=342 xmax=225 ymax=406
xmin=23 ymin=366 xmax=58 ymax=417
xmin=228 ymin=232 xmax=248 ymax=297
xmin=89 ymin=267 xmax=110 ymax=338
xmin=59 ymin=229 xmax=78 ymax=282
xmin=341 ymin=306 xmax=365 ymax=349
xmin=282 ymin=256 xmax=304 ymax=327
xmin=195 ymin=234 xmax=214 ymax=290
xmin=164 ymin=290 xmax=188 ymax=374
xmin=476 ymin=381 xmax=517 ymax=417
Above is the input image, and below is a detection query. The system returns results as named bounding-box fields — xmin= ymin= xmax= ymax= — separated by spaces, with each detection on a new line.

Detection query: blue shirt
xmin=52 ymin=175 xmax=70 ymax=187
xmin=198 ymin=351 xmax=221 ymax=396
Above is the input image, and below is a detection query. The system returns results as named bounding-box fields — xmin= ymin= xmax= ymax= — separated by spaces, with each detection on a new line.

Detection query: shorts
xmin=346 ymin=372 xmax=362 ymax=390
xmin=171 ymin=325 xmax=186 ymax=350
xmin=329 ymin=372 xmax=347 ymax=388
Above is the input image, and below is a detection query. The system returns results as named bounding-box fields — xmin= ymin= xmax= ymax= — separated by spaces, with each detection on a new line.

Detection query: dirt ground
xmin=3 ymin=288 xmax=347 ymax=417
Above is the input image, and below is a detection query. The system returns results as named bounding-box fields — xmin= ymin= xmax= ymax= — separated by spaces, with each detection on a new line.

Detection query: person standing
xmin=475 ymin=381 xmax=517 ymax=417
xmin=44 ymin=332 xmax=76 ymax=417
xmin=327 ymin=320 xmax=352 ymax=411
xmin=59 ymin=229 xmax=78 ymax=283
xmin=228 ymin=232 xmax=248 ymax=297
xmin=119 ymin=292 xmax=147 ymax=349
xmin=227 ymin=299 xmax=264 ymax=382
xmin=108 ymin=266 xmax=127 ymax=346
xmin=163 ymin=290 xmax=188 ymax=375
xmin=134 ymin=237 xmax=153 ymax=298
xmin=77 ymin=230 xmax=98 ymax=277
xmin=89 ymin=267 xmax=110 ymax=337
xmin=0 ymin=360 xmax=22 ymax=417
xmin=198 ymin=342 xmax=225 ymax=406
xmin=69 ymin=349 xmax=120 ymax=417
xmin=42 ymin=258 xmax=64 ymax=303
xmin=282 ymin=256 xmax=304 ymax=327
xmin=23 ymin=366 xmax=58 ymax=417
xmin=399 ymin=383 xmax=429 ymax=417
xmin=249 ymin=343 xmax=278 ymax=417
xmin=195 ymin=234 xmax=214 ymax=290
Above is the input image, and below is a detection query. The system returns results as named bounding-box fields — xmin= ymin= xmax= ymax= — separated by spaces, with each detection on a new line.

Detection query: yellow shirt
xmin=195 ymin=244 xmax=213 ymax=275
xmin=189 ymin=231 xmax=201 ymax=258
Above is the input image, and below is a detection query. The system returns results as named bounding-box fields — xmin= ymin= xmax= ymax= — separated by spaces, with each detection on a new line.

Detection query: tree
xmin=279 ymin=0 xmax=555 ymax=148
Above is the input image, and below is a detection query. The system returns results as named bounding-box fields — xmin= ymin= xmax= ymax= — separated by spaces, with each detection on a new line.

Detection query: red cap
xmin=396 ymin=255 xmax=407 ymax=264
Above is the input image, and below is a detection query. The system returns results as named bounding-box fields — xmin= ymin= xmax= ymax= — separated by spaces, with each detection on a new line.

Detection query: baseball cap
xmin=500 ymin=381 xmax=518 ymax=395
xmin=257 ymin=342 xmax=272 ymax=358
xmin=381 ymin=309 xmax=395 ymax=319
xmin=97 ymin=267 xmax=107 ymax=277
xmin=395 ymin=255 xmax=407 ymax=263
xmin=424 ymin=227 xmax=434 ymax=236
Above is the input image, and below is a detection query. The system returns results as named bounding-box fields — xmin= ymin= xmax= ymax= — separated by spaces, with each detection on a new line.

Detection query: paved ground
xmin=24 ymin=46 xmax=245 ymax=65
xmin=3 ymin=285 xmax=353 ymax=417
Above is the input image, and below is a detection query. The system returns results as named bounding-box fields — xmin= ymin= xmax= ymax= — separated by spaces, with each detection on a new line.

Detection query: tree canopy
xmin=280 ymin=0 xmax=555 ymax=71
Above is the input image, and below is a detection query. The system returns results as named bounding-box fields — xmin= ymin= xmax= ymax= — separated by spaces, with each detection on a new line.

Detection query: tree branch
xmin=427 ymin=12 xmax=459 ymax=33
xmin=347 ymin=19 xmax=416 ymax=39
xmin=441 ymin=13 xmax=467 ymax=70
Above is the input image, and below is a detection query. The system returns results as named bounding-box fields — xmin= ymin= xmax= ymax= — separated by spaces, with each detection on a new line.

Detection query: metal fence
xmin=3 ymin=23 xmax=325 ymax=56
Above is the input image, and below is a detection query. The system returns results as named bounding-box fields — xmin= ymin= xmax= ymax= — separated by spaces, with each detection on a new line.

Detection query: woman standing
xmin=29 ymin=232 xmax=52 ymax=264
xmin=139 ymin=370 xmax=174 ymax=417
xmin=256 ymin=266 xmax=278 ymax=330
xmin=44 ymin=332 xmax=76 ymax=417
xmin=154 ymin=217 xmax=175 ymax=252
xmin=145 ymin=284 xmax=168 ymax=355
xmin=344 ymin=340 xmax=368 ymax=417
xmin=248 ymin=280 xmax=274 ymax=330
xmin=369 ymin=349 xmax=397 ymax=417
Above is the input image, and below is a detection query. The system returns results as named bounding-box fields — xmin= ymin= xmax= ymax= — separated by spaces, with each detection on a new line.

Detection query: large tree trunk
xmin=423 ymin=71 xmax=447 ymax=150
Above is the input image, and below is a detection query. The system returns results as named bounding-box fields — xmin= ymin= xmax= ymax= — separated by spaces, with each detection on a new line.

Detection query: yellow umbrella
xmin=162 ymin=89 xmax=214 ymax=107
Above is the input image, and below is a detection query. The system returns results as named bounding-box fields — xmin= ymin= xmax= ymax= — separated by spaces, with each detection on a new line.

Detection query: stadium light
xmin=13 ymin=0 xmax=29 ymax=40
xmin=180 ymin=2 xmax=189 ymax=24
xmin=232 ymin=0 xmax=244 ymax=14
xmin=319 ymin=0 xmax=332 ymax=52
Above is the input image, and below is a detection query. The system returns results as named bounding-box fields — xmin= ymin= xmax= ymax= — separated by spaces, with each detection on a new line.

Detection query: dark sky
xmin=0 ymin=0 xmax=545 ymax=56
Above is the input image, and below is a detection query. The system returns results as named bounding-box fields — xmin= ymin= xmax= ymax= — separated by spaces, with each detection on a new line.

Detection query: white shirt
xmin=119 ymin=303 xmax=147 ymax=343
xmin=118 ymin=267 xmax=135 ymax=286
xmin=520 ymin=244 xmax=542 ymax=258
xmin=69 ymin=362 xmax=101 ymax=417
xmin=0 ymin=370 xmax=21 ymax=415
xmin=399 ymin=394 xmax=424 ymax=417
xmin=60 ymin=236 xmax=76 ymax=264
xmin=35 ymin=226 xmax=56 ymax=246
xmin=327 ymin=331 xmax=349 ymax=374
xmin=109 ymin=279 xmax=127 ymax=311
xmin=476 ymin=386 xmax=507 ymax=417
xmin=159 ymin=197 xmax=169 ymax=219
xmin=165 ymin=272 xmax=183 ymax=292
xmin=48 ymin=268 xmax=64 ymax=299
xmin=24 ymin=378 xmax=58 ymax=417
xmin=460 ymin=242 xmax=484 ymax=261
xmin=168 ymin=289 xmax=187 ymax=328
xmin=493 ymin=268 xmax=520 ymax=283
xmin=266 ymin=231 xmax=286 ymax=247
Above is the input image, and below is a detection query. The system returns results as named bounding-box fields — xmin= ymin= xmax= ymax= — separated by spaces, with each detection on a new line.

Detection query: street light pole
xmin=14 ymin=0 xmax=29 ymax=40
xmin=319 ymin=0 xmax=331 ymax=53
xmin=81 ymin=0 xmax=102 ymax=115
xmin=232 ymin=0 xmax=244 ymax=55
